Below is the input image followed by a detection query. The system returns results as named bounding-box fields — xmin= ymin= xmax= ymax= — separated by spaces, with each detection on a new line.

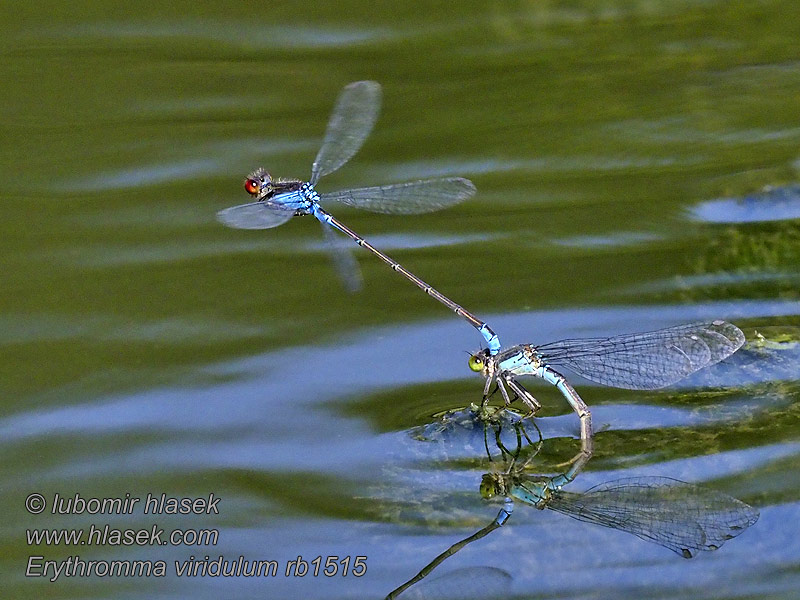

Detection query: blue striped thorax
xmin=271 ymin=189 xmax=312 ymax=213
xmin=511 ymin=478 xmax=554 ymax=509
xmin=496 ymin=344 xmax=542 ymax=375
xmin=482 ymin=473 xmax=558 ymax=510
xmin=299 ymin=182 xmax=321 ymax=204
xmin=269 ymin=182 xmax=319 ymax=215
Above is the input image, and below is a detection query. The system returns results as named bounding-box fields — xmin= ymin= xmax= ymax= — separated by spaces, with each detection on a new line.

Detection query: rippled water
xmin=2 ymin=2 xmax=799 ymax=599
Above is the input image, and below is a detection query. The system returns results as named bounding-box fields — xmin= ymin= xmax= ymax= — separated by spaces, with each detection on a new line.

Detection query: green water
xmin=1 ymin=1 xmax=799 ymax=598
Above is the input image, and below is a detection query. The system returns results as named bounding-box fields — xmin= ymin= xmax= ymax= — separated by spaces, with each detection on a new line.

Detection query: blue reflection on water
xmin=692 ymin=185 xmax=800 ymax=223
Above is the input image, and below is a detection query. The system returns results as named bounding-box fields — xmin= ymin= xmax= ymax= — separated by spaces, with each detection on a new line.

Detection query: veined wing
xmin=320 ymin=178 xmax=476 ymax=215
xmin=310 ymin=81 xmax=381 ymax=185
xmin=216 ymin=201 xmax=295 ymax=230
xmin=544 ymin=476 xmax=759 ymax=558
xmin=536 ymin=321 xmax=745 ymax=390
xmin=319 ymin=221 xmax=362 ymax=292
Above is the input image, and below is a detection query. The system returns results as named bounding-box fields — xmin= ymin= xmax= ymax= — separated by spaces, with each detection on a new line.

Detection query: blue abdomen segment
xmin=495 ymin=497 xmax=514 ymax=524
xmin=312 ymin=205 xmax=339 ymax=230
xmin=537 ymin=364 xmax=567 ymax=389
xmin=480 ymin=325 xmax=501 ymax=355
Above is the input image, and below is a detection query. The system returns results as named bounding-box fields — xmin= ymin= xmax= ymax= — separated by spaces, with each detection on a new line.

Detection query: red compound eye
xmin=244 ymin=178 xmax=260 ymax=195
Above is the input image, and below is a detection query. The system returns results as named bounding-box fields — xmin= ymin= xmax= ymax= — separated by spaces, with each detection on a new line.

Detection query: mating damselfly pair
xmin=217 ymin=80 xmax=746 ymax=440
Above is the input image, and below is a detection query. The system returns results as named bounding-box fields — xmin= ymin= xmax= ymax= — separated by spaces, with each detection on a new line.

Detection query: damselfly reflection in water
xmin=217 ymin=80 xmax=500 ymax=353
xmin=481 ymin=418 xmax=758 ymax=560
xmin=482 ymin=474 xmax=759 ymax=559
xmin=388 ymin=411 xmax=758 ymax=599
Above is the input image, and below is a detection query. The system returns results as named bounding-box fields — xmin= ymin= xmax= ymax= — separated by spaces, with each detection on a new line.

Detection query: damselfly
xmin=468 ymin=320 xmax=746 ymax=451
xmin=481 ymin=472 xmax=759 ymax=558
xmin=217 ymin=81 xmax=500 ymax=354
xmin=477 ymin=417 xmax=758 ymax=559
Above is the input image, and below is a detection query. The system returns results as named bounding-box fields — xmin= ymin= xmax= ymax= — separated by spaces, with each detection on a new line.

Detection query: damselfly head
xmin=244 ymin=168 xmax=272 ymax=197
xmin=480 ymin=473 xmax=504 ymax=499
xmin=468 ymin=349 xmax=491 ymax=374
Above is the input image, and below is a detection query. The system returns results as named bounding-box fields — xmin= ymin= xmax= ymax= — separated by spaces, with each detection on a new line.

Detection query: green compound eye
xmin=468 ymin=354 xmax=484 ymax=372
xmin=479 ymin=475 xmax=498 ymax=499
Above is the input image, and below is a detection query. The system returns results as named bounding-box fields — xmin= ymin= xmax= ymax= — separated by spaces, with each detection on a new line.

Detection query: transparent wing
xmin=543 ymin=476 xmax=759 ymax=558
xmin=536 ymin=321 xmax=745 ymax=390
xmin=310 ymin=80 xmax=381 ymax=185
xmin=320 ymin=178 xmax=476 ymax=215
xmin=216 ymin=201 xmax=295 ymax=230
xmin=319 ymin=221 xmax=362 ymax=292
